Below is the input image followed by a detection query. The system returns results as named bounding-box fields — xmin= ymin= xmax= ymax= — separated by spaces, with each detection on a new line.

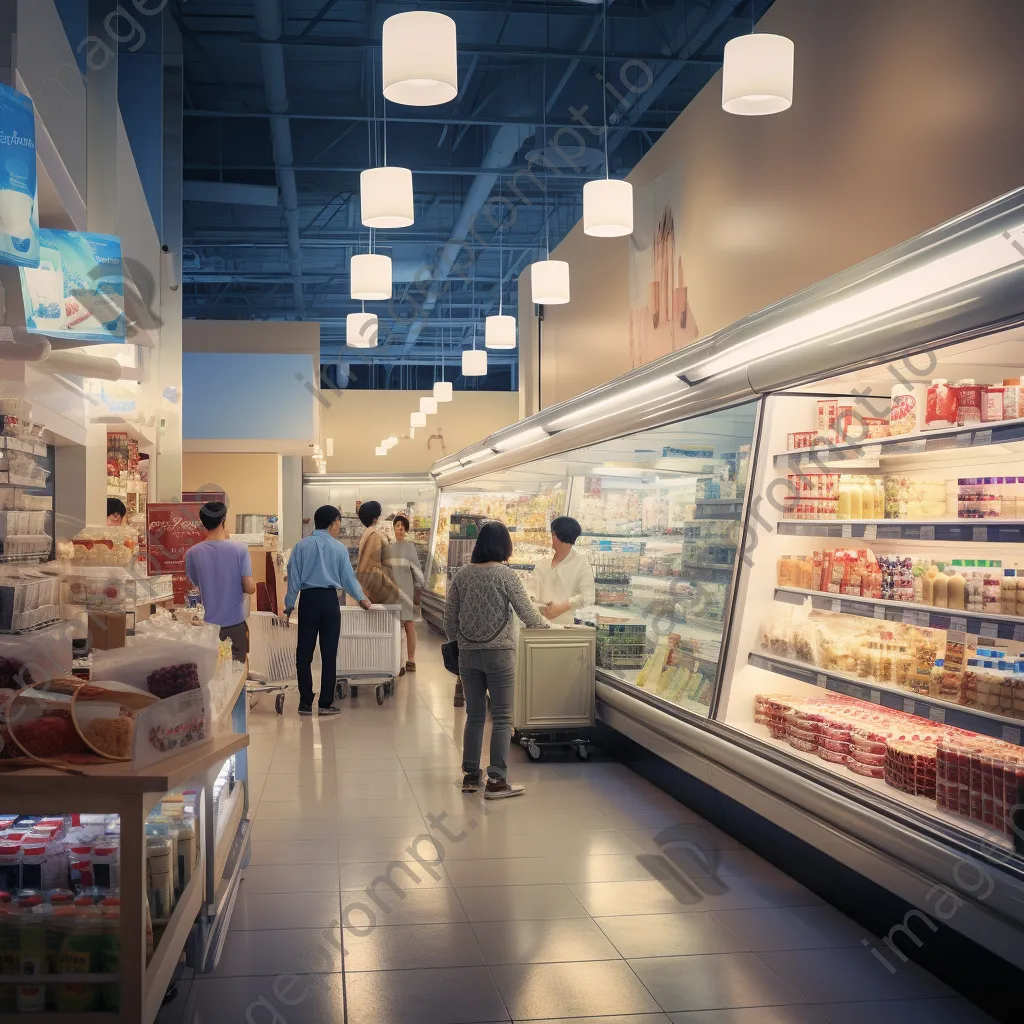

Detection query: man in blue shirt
xmin=285 ymin=505 xmax=371 ymax=716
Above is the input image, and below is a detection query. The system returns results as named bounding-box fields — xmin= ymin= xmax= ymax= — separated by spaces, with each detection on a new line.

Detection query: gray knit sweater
xmin=444 ymin=563 xmax=548 ymax=650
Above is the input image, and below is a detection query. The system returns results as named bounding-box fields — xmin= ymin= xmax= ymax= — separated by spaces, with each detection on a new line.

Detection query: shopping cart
xmin=246 ymin=610 xmax=294 ymax=715
xmin=334 ymin=604 xmax=402 ymax=706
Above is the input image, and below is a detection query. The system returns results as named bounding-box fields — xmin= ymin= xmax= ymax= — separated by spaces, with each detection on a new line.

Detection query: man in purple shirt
xmin=185 ymin=501 xmax=256 ymax=662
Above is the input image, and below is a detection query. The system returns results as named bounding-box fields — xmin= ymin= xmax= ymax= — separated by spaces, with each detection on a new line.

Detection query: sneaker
xmin=318 ymin=705 xmax=342 ymax=716
xmin=484 ymin=778 xmax=526 ymax=800
xmin=406 ymin=661 xmax=416 ymax=672
xmin=297 ymin=705 xmax=314 ymax=717
xmin=461 ymin=771 xmax=482 ymax=793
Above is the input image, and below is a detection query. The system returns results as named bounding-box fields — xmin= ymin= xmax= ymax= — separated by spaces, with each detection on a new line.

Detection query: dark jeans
xmin=295 ymin=588 xmax=341 ymax=708
xmin=460 ymin=648 xmax=516 ymax=781
xmin=219 ymin=622 xmax=249 ymax=663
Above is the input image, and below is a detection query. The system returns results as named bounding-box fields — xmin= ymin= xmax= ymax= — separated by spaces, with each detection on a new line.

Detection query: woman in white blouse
xmin=385 ymin=513 xmax=424 ymax=672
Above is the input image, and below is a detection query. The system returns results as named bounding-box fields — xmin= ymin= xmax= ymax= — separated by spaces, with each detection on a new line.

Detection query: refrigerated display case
xmin=426 ymin=187 xmax=1024 ymax=974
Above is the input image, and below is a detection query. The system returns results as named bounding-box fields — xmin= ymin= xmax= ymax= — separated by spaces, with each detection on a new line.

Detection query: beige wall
xmin=182 ymin=453 xmax=281 ymax=517
xmin=312 ymin=390 xmax=520 ymax=475
xmin=532 ymin=0 xmax=1024 ymax=406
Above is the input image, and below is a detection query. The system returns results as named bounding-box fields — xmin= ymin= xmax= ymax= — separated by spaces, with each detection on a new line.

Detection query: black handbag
xmin=441 ymin=640 xmax=460 ymax=675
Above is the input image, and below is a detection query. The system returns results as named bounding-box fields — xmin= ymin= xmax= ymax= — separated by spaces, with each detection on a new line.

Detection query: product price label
xmin=979 ymin=621 xmax=999 ymax=640
xmin=831 ymin=599 xmax=842 ymax=613
xmin=902 ymin=610 xmax=918 ymax=625
xmin=862 ymin=445 xmax=882 ymax=461
xmin=929 ymin=707 xmax=945 ymax=723
xmin=841 ymin=525 xmax=852 ymax=538
xmin=949 ymin=617 xmax=968 ymax=634
xmin=870 ymin=689 xmax=881 ymax=704
xmin=1002 ymin=726 xmax=1022 ymax=745
xmin=975 ymin=429 xmax=993 ymax=446
xmin=874 ymin=605 xmax=887 ymax=620
xmin=1013 ymin=625 xmax=1024 ymax=643
xmin=901 ymin=438 xmax=927 ymax=454
xmin=903 ymin=698 xmax=916 ymax=715
xmin=919 ymin=526 xmax=935 ymax=540
xmin=956 ymin=433 xmax=972 ymax=448
xmin=972 ymin=527 xmax=988 ymax=542
xmin=816 ymin=673 xmax=827 ymax=688
xmin=863 ymin=525 xmax=877 ymax=540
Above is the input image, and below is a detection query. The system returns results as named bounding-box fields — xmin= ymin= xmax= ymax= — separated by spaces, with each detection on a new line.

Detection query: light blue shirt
xmin=285 ymin=530 xmax=366 ymax=612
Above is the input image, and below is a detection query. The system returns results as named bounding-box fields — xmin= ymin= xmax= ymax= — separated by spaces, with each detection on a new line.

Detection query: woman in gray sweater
xmin=444 ymin=520 xmax=548 ymax=799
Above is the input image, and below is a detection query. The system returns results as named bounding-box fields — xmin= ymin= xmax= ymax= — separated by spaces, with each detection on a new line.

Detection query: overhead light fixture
xmin=375 ymin=446 xmax=387 ymax=456
xmin=583 ymin=3 xmax=633 ymax=238
xmin=485 ymin=315 xmax=517 ymax=350
xmin=433 ymin=380 xmax=453 ymax=402
xmin=546 ymin=373 xmax=685 ymax=431
xmin=382 ymin=11 xmax=458 ymax=107
xmin=420 ymin=396 xmax=438 ymax=415
xmin=494 ymin=425 xmax=549 ymax=452
xmin=411 ymin=410 xmax=427 ymax=428
xmin=346 ymin=311 xmax=378 ymax=348
xmin=462 ymin=348 xmax=487 ymax=376
xmin=384 ymin=436 xmax=398 ymax=449
xmin=351 ymin=253 xmax=393 ymax=300
xmin=722 ymin=33 xmax=795 ymax=116
xmin=360 ymin=167 xmax=414 ymax=228
xmin=583 ymin=179 xmax=634 ymax=237
xmin=409 ymin=426 xmax=416 ymax=439
xmin=531 ymin=260 xmax=570 ymax=305
xmin=325 ymin=438 xmax=334 ymax=457
xmin=689 ymin=227 xmax=1024 ymax=380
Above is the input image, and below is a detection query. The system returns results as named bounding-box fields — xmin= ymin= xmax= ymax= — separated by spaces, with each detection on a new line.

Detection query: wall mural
xmin=629 ymin=167 xmax=699 ymax=368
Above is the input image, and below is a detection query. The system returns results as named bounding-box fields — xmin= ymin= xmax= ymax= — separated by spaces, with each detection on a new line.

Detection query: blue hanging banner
xmin=20 ymin=229 xmax=126 ymax=343
xmin=0 ymin=83 xmax=39 ymax=268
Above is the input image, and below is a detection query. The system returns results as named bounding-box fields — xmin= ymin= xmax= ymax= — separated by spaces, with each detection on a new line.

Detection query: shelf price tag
xmin=919 ymin=526 xmax=935 ymax=540
xmin=815 ymin=673 xmax=827 ymax=688
xmin=874 ymin=605 xmax=887 ymax=620
xmin=929 ymin=707 xmax=945 ymax=724
xmin=903 ymin=698 xmax=916 ymax=715
xmin=870 ymin=689 xmax=881 ymax=704
xmin=1003 ymin=726 xmax=1022 ymax=745
xmin=1013 ymin=624 xmax=1024 ymax=643
xmin=902 ymin=610 xmax=918 ymax=625
xmin=975 ymin=429 xmax=992 ymax=446
xmin=863 ymin=525 xmax=877 ymax=540
xmin=841 ymin=525 xmax=852 ymax=538
xmin=972 ymin=527 xmax=988 ymax=542
xmin=831 ymin=599 xmax=842 ymax=613
xmin=862 ymin=445 xmax=882 ymax=461
xmin=979 ymin=621 xmax=999 ymax=640
xmin=956 ymin=432 xmax=972 ymax=448
xmin=949 ymin=617 xmax=968 ymax=634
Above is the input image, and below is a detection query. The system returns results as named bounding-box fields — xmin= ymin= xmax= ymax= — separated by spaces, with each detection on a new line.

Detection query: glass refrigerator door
xmin=718 ymin=332 xmax=1024 ymax=869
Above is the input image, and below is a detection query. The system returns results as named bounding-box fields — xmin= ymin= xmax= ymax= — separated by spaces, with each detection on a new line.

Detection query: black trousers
xmin=295 ymin=588 xmax=341 ymax=708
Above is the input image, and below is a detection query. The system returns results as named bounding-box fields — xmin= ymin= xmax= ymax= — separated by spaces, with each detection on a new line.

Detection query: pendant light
xmin=420 ymin=396 xmax=438 ymax=415
xmin=382 ymin=11 xmax=458 ymax=107
xmin=529 ymin=28 xmax=571 ymax=305
xmin=486 ymin=175 xmax=517 ymax=349
xmin=722 ymin=32 xmax=794 ymax=115
xmin=384 ymin=436 xmax=398 ymax=449
xmin=351 ymin=252 xmax=392 ymax=300
xmin=375 ymin=446 xmax=387 ymax=456
xmin=346 ymin=311 xmax=378 ymax=348
xmin=410 ymin=410 xmax=427 ymax=428
xmin=361 ymin=51 xmax=415 ymax=227
xmin=462 ymin=348 xmax=487 ymax=376
xmin=434 ymin=380 xmax=453 ymax=402
xmin=583 ymin=1 xmax=633 ymax=237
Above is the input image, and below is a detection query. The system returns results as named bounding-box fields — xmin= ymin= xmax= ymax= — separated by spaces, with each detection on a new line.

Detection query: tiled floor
xmin=157 ymin=628 xmax=996 ymax=1024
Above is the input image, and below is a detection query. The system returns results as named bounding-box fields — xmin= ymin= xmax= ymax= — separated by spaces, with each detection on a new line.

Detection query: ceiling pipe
xmin=395 ymin=122 xmax=532 ymax=353
xmin=40 ymin=350 xmax=130 ymax=381
xmin=253 ymin=0 xmax=306 ymax=318
xmin=0 ymin=329 xmax=50 ymax=362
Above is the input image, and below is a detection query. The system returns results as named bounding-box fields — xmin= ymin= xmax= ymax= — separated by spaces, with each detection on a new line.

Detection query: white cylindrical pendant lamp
xmin=722 ymin=33 xmax=794 ymax=116
xmin=346 ymin=312 xmax=378 ymax=348
xmin=485 ymin=314 xmax=517 ymax=350
xmin=360 ymin=167 xmax=415 ymax=228
xmin=583 ymin=178 xmax=634 ymax=237
xmin=384 ymin=436 xmax=398 ymax=449
xmin=530 ymin=260 xmax=570 ymax=305
xmin=410 ymin=410 xmax=427 ymax=428
xmin=382 ymin=12 xmax=458 ymax=107
xmin=420 ymin=396 xmax=438 ymax=415
xmin=433 ymin=380 xmax=453 ymax=402
xmin=462 ymin=349 xmax=487 ymax=376
xmin=375 ymin=446 xmax=387 ymax=456
xmin=351 ymin=253 xmax=393 ymax=300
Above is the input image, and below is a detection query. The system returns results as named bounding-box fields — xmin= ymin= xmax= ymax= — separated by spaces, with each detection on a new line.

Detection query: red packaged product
xmin=925 ymin=379 xmax=957 ymax=429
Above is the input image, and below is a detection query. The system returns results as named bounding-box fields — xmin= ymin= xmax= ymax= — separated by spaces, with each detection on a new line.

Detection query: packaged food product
xmin=925 ymin=379 xmax=957 ymax=430
xmin=1001 ymin=378 xmax=1022 ymax=420
xmin=982 ymin=386 xmax=1005 ymax=423
xmin=816 ymin=400 xmax=840 ymax=440
xmin=954 ymin=379 xmax=982 ymax=427
xmin=889 ymin=383 xmax=924 ymax=435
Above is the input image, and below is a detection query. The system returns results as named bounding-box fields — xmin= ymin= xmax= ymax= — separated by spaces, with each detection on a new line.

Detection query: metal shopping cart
xmin=246 ymin=610 xmax=294 ymax=715
xmin=334 ymin=603 xmax=402 ymax=706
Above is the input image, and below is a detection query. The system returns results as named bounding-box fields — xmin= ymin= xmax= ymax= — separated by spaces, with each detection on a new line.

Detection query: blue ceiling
xmin=177 ymin=0 xmax=775 ymax=389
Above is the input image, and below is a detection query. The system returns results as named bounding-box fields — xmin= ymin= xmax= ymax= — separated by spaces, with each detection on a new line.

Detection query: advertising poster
xmin=0 ymin=83 xmax=38 ymax=268
xmin=20 ymin=229 xmax=126 ymax=342
xmin=146 ymin=502 xmax=205 ymax=603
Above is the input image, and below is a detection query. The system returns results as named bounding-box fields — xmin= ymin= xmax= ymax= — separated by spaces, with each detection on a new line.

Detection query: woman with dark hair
xmin=355 ymin=500 xmax=400 ymax=608
xmin=384 ymin=513 xmax=423 ymax=671
xmin=444 ymin=520 xmax=549 ymax=799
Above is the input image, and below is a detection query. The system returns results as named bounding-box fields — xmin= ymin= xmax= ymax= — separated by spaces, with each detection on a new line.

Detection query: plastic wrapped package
xmin=91 ymin=638 xmax=219 ymax=695
xmin=0 ymin=623 xmax=73 ymax=683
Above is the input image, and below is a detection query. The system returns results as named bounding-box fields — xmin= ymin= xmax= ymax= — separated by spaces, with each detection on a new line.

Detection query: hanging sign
xmin=0 ymin=83 xmax=38 ymax=268
xmin=20 ymin=229 xmax=125 ymax=342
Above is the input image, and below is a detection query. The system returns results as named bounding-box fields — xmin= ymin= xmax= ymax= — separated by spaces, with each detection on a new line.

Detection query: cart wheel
xmin=376 ymin=685 xmax=385 ymax=706
xmin=526 ymin=739 xmax=542 ymax=761
xmin=385 ymin=679 xmax=394 ymax=697
xmin=336 ymin=680 xmax=348 ymax=701
xmin=275 ymin=693 xmax=285 ymax=715
xmin=350 ymin=684 xmax=359 ymax=698
xmin=574 ymin=742 xmax=590 ymax=761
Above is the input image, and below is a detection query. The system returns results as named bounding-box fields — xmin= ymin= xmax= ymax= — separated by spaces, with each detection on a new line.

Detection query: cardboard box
xmin=88 ymin=611 xmax=127 ymax=651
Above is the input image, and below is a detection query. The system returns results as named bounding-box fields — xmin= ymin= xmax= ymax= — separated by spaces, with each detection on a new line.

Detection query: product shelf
xmin=774 ymin=585 xmax=1024 ymax=641
xmin=693 ymin=499 xmax=744 ymax=520
xmin=748 ymin=651 xmax=1024 ymax=745
xmin=777 ymin=519 xmax=1024 ymax=542
xmin=773 ymin=415 xmax=1024 ymax=468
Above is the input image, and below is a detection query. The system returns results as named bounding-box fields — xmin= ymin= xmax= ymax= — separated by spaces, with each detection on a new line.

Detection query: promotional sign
xmin=20 ymin=229 xmax=125 ymax=342
xmin=0 ymin=83 xmax=39 ymax=268
xmin=146 ymin=502 xmax=205 ymax=603
xmin=132 ymin=689 xmax=208 ymax=771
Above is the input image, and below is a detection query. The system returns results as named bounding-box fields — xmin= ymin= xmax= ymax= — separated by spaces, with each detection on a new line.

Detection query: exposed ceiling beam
xmin=184 ymin=162 xmax=617 ymax=179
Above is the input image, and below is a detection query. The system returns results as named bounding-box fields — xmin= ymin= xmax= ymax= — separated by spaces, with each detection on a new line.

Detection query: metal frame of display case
xmin=426 ymin=187 xmax=1024 ymax=971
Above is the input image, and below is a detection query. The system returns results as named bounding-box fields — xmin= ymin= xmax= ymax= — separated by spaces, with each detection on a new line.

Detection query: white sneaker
xmin=484 ymin=778 xmax=526 ymax=799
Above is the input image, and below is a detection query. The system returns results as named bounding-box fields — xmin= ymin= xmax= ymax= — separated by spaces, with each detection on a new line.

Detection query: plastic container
xmin=954 ymin=379 xmax=983 ymax=426
xmin=53 ymin=907 xmax=102 ymax=1013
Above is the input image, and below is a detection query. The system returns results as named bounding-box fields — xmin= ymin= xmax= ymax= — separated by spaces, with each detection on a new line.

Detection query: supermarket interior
xmin=1 ymin=0 xmax=1024 ymax=1022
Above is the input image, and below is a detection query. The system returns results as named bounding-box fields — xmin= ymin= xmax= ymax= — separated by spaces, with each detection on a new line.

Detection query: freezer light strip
xmin=688 ymin=226 xmax=1024 ymax=381
xmin=545 ymin=373 xmax=687 ymax=431
xmin=493 ymin=426 xmax=550 ymax=452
